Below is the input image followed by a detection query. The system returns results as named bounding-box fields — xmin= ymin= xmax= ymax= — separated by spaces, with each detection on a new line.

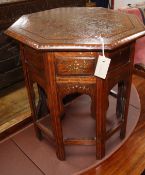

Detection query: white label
xmin=94 ymin=55 xmax=111 ymax=79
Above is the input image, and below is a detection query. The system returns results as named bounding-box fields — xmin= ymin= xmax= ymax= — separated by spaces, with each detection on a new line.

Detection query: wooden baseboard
xmin=133 ymin=68 xmax=145 ymax=79
xmin=0 ymin=115 xmax=32 ymax=141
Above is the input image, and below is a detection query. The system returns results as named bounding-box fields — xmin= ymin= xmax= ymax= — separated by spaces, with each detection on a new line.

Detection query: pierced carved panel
xmin=57 ymin=83 xmax=96 ymax=100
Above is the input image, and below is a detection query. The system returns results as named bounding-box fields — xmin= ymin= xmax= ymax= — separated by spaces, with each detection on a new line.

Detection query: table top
xmin=5 ymin=7 xmax=145 ymax=51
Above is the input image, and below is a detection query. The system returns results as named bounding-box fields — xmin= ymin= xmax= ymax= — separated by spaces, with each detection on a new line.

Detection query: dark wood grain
xmin=5 ymin=7 xmax=145 ymax=161
xmin=5 ymin=7 xmax=145 ymax=51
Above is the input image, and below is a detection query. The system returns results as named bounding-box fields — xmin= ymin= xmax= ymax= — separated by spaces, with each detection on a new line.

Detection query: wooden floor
xmin=82 ymin=74 xmax=145 ymax=175
xmin=0 ymin=74 xmax=145 ymax=175
xmin=0 ymin=82 xmax=31 ymax=133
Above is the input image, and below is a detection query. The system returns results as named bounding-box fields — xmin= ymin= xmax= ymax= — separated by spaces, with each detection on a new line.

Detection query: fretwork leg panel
xmin=20 ymin=43 xmax=134 ymax=160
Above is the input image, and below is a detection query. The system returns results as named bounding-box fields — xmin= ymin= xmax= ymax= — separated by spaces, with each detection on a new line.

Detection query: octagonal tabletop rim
xmin=5 ymin=7 xmax=145 ymax=51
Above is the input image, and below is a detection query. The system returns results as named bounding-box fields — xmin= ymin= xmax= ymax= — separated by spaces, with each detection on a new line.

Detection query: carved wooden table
xmin=5 ymin=7 xmax=145 ymax=160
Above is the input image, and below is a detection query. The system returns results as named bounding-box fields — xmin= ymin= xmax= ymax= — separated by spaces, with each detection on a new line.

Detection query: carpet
xmin=0 ymin=84 xmax=140 ymax=175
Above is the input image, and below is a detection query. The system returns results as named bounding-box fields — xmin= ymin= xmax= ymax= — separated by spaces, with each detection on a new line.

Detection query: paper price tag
xmin=94 ymin=55 xmax=111 ymax=79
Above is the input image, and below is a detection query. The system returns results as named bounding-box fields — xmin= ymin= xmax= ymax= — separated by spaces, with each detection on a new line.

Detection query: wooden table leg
xmin=44 ymin=53 xmax=65 ymax=160
xmin=95 ymin=78 xmax=108 ymax=159
xmin=20 ymin=47 xmax=42 ymax=140
xmin=46 ymin=95 xmax=65 ymax=160
xmin=116 ymin=81 xmax=124 ymax=119
xmin=120 ymin=78 xmax=132 ymax=139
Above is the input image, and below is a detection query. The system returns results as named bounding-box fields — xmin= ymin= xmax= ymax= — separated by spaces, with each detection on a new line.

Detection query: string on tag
xmin=94 ymin=36 xmax=111 ymax=79
xmin=99 ymin=36 xmax=105 ymax=57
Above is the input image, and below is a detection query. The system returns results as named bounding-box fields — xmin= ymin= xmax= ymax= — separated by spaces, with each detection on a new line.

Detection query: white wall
xmin=114 ymin=0 xmax=145 ymax=9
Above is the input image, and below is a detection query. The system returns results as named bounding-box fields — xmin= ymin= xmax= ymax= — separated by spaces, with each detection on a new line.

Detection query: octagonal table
xmin=5 ymin=7 xmax=145 ymax=160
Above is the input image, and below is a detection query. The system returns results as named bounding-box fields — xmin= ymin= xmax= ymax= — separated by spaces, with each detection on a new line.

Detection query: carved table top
xmin=5 ymin=7 xmax=145 ymax=51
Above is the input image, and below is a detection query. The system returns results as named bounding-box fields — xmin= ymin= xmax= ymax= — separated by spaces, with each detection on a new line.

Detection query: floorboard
xmin=0 ymin=82 xmax=141 ymax=175
xmin=81 ymin=75 xmax=145 ymax=175
xmin=0 ymin=82 xmax=31 ymax=134
xmin=0 ymin=74 xmax=145 ymax=175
